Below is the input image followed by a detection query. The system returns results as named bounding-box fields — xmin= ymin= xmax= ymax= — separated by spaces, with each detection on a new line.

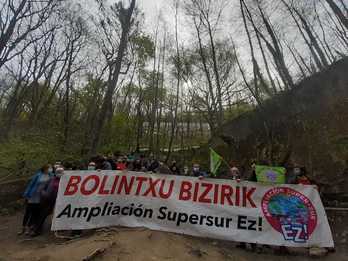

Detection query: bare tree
xmin=240 ymin=0 xmax=267 ymax=101
xmin=280 ymin=0 xmax=329 ymax=71
xmin=325 ymin=0 xmax=348 ymax=30
xmin=0 ymin=0 xmax=59 ymax=69
xmin=166 ymin=0 xmax=181 ymax=162
xmin=89 ymin=0 xmax=137 ymax=156
xmin=253 ymin=1 xmax=294 ymax=89
xmin=61 ymin=13 xmax=87 ymax=149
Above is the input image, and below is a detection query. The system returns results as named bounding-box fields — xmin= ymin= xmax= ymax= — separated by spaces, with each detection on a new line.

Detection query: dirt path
xmin=0 ymin=213 xmax=347 ymax=261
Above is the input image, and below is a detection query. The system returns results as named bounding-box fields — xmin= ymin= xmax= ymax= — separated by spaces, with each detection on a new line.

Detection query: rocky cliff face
xmin=215 ymin=58 xmax=348 ymax=198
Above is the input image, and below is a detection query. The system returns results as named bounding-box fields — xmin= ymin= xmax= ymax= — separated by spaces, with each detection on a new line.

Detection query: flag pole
xmin=221 ymin=157 xmax=231 ymax=169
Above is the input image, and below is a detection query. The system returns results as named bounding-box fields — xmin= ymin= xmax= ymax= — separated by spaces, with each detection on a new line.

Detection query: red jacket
xmin=116 ymin=163 xmax=127 ymax=170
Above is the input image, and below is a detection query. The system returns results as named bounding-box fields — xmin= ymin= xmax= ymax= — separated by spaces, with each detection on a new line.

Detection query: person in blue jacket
xmin=192 ymin=163 xmax=208 ymax=179
xmin=18 ymin=164 xmax=52 ymax=235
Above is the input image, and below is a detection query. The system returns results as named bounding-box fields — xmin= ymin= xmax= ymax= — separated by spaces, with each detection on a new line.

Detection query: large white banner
xmin=52 ymin=171 xmax=334 ymax=247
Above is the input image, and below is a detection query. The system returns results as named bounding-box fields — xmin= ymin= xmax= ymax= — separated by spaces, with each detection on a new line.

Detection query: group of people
xmin=19 ymin=163 xmax=63 ymax=237
xmin=85 ymin=154 xmax=210 ymax=177
xmin=19 ymin=153 xmax=313 ymax=238
xmin=18 ymin=154 xmax=207 ymax=237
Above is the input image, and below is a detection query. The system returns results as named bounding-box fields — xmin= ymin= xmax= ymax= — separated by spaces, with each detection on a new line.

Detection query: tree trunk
xmin=240 ymin=1 xmax=264 ymax=101
xmin=63 ymin=41 xmax=75 ymax=150
xmin=193 ymin=18 xmax=218 ymax=133
xmin=326 ymin=0 xmax=348 ymax=30
xmin=204 ymin=16 xmax=224 ymax=127
xmin=255 ymin=2 xmax=294 ymax=89
xmin=292 ymin=7 xmax=329 ymax=68
xmin=148 ymin=22 xmax=159 ymax=154
xmin=89 ymin=0 xmax=136 ymax=156
xmin=166 ymin=4 xmax=181 ymax=163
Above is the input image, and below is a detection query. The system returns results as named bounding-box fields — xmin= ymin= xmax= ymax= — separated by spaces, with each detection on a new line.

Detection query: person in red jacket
xmin=116 ymin=158 xmax=127 ymax=170
xmin=296 ymin=167 xmax=312 ymax=185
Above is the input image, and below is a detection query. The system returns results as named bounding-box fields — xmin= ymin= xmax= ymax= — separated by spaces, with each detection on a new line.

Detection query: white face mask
xmin=48 ymin=168 xmax=53 ymax=173
xmin=193 ymin=167 xmax=199 ymax=172
xmin=88 ymin=166 xmax=96 ymax=170
xmin=294 ymin=168 xmax=301 ymax=175
xmin=56 ymin=173 xmax=63 ymax=178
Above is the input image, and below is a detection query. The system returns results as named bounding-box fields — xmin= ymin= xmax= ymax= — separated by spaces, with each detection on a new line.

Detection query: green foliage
xmin=0 ymin=135 xmax=60 ymax=179
xmin=101 ymin=113 xmax=136 ymax=153
xmin=131 ymin=34 xmax=155 ymax=66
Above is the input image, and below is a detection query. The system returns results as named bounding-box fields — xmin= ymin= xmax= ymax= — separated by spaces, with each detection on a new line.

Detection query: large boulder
xmin=215 ymin=58 xmax=348 ymax=197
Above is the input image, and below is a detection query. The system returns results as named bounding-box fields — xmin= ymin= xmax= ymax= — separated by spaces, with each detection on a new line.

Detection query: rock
xmin=215 ymin=58 xmax=348 ymax=196
xmin=309 ymin=247 xmax=328 ymax=257
xmin=189 ymin=248 xmax=207 ymax=258
xmin=82 ymin=247 xmax=106 ymax=261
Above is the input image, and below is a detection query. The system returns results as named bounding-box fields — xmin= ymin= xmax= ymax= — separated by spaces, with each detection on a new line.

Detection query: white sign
xmin=52 ymin=171 xmax=334 ymax=248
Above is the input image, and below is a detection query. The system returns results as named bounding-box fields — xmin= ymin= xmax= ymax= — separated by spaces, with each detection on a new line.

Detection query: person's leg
xmin=28 ymin=203 xmax=41 ymax=232
xmin=22 ymin=203 xmax=32 ymax=227
xmin=31 ymin=203 xmax=52 ymax=236
xmin=19 ymin=203 xmax=32 ymax=234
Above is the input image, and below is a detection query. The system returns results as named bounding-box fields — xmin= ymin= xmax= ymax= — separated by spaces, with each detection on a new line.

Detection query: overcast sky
xmin=78 ymin=0 xmax=208 ymax=44
xmin=138 ymin=0 xmax=167 ymax=21
xmin=137 ymin=0 xmax=192 ymax=43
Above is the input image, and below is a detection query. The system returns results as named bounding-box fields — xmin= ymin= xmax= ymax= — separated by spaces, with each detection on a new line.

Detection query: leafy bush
xmin=0 ymin=135 xmax=61 ymax=180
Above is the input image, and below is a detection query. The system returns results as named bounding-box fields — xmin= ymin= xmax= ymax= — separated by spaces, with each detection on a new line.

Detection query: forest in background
xmin=0 ymin=0 xmax=347 ymax=179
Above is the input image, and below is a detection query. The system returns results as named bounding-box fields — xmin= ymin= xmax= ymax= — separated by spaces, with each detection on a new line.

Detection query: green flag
xmin=255 ymin=165 xmax=286 ymax=184
xmin=210 ymin=148 xmax=222 ymax=176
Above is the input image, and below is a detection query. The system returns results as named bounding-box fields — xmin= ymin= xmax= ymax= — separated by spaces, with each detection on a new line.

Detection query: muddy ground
xmin=0 ymin=211 xmax=347 ymax=261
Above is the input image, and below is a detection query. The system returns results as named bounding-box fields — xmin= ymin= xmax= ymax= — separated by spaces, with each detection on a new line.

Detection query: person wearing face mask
xmin=87 ymin=162 xmax=96 ymax=170
xmin=116 ymin=158 xmax=127 ymax=170
xmin=183 ymin=166 xmax=190 ymax=176
xmin=31 ymin=167 xmax=64 ymax=237
xmin=48 ymin=166 xmax=54 ymax=175
xmin=192 ymin=163 xmax=208 ymax=179
xmin=286 ymin=163 xmax=302 ymax=184
xmin=53 ymin=162 xmax=62 ymax=173
xmin=296 ymin=167 xmax=312 ymax=185
xmin=19 ymin=164 xmax=51 ymax=236
xmin=230 ymin=165 xmax=241 ymax=181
